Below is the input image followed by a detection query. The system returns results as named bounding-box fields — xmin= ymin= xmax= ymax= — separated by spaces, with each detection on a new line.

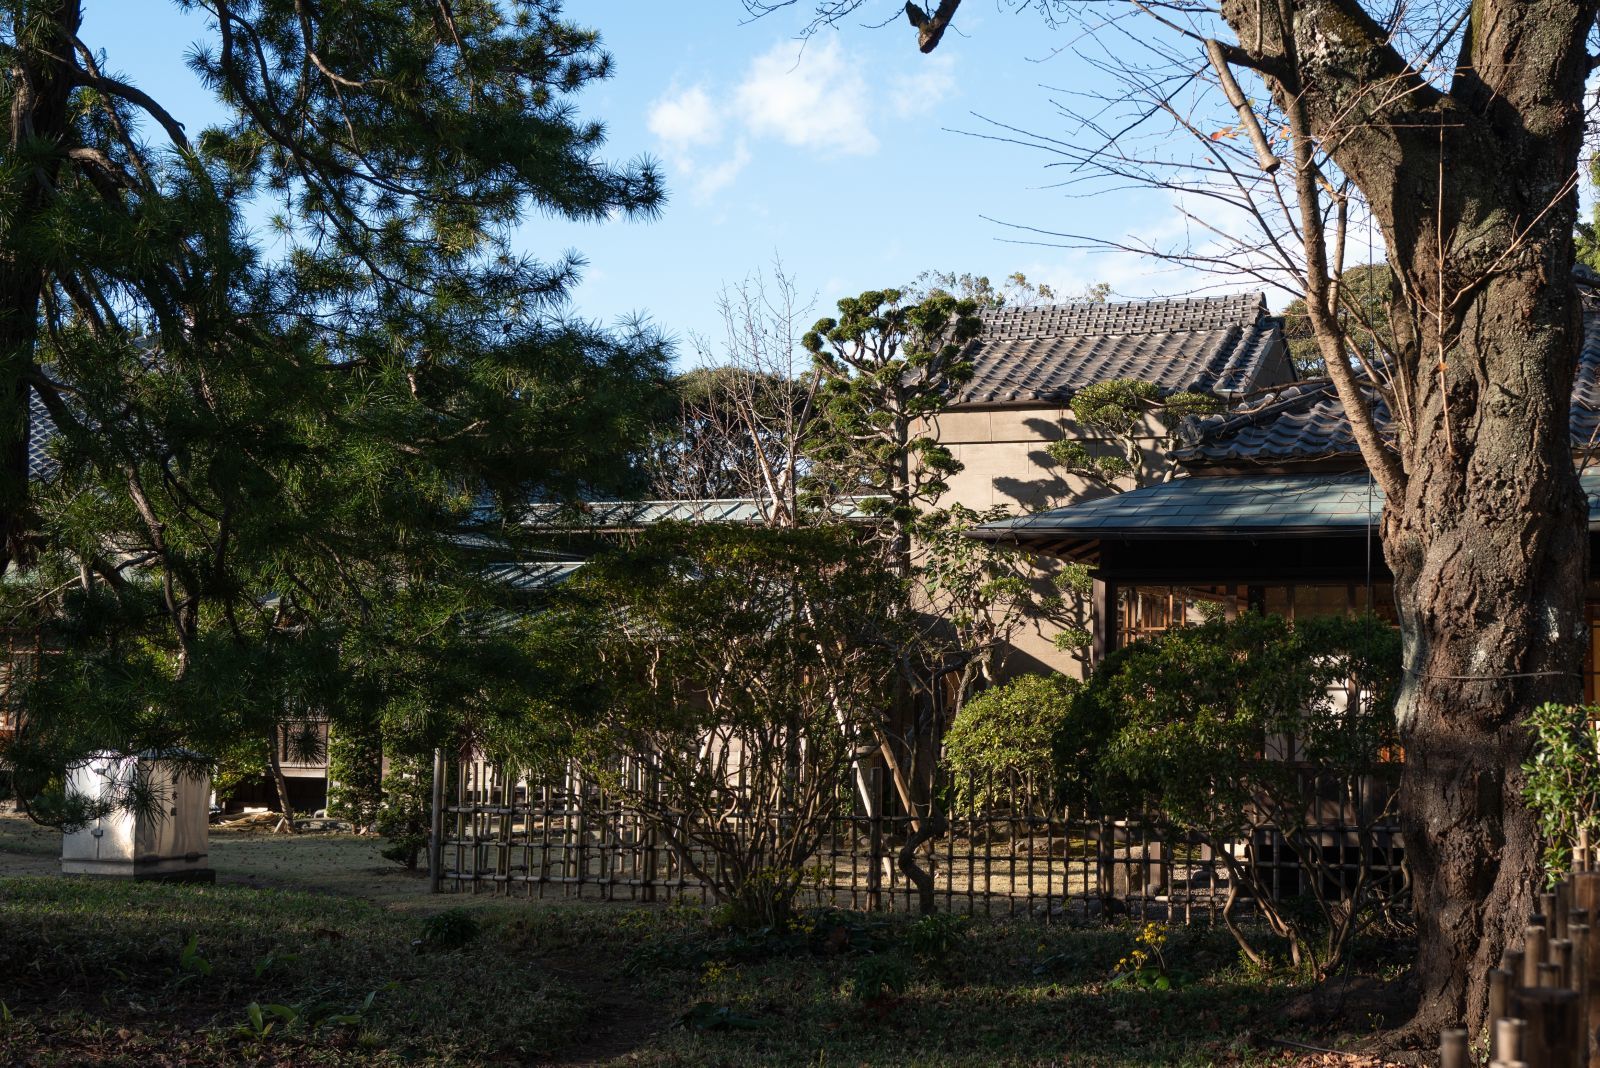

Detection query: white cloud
xmin=645 ymin=37 xmax=952 ymax=200
xmin=691 ymin=142 xmax=752 ymax=199
xmin=734 ymin=39 xmax=878 ymax=156
xmin=887 ymin=54 xmax=957 ymax=119
xmin=647 ymin=84 xmax=724 ymax=154
xmin=646 ymin=83 xmax=748 ymax=202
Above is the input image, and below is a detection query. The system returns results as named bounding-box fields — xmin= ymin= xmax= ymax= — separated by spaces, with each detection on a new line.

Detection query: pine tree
xmin=0 ymin=1 xmax=669 ymax=820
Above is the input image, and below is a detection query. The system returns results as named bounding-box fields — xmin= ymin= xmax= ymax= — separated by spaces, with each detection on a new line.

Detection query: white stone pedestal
xmin=60 ymin=752 xmax=213 ymax=882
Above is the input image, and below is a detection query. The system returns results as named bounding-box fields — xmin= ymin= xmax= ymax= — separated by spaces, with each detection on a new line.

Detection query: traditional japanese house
xmin=933 ymin=291 xmax=1297 ymax=675
xmin=966 ymin=312 xmax=1600 ymax=688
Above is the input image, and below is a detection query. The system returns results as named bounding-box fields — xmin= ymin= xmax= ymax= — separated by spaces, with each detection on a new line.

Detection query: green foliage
xmin=1281 ymin=264 xmax=1396 ymax=378
xmin=943 ymin=673 xmax=1078 ymax=810
xmin=178 ymin=934 xmax=213 ymax=979
xmin=210 ymin=734 xmax=271 ymax=806
xmin=1057 ymin=613 xmax=1399 ymax=818
xmin=375 ymin=753 xmax=432 ymax=870
xmin=1110 ymin=921 xmax=1182 ymax=991
xmin=801 ymin=289 xmax=982 ymax=553
xmin=846 ymin=953 xmax=912 ymax=1003
xmin=326 ymin=714 xmax=384 ymax=830
xmin=915 ymin=504 xmax=1074 ymax=694
xmin=902 ymin=913 xmax=970 ymax=965
xmin=1 ymin=1 xmax=671 ymax=821
xmin=1046 ymin=378 xmax=1218 ymax=489
xmin=1048 ymin=564 xmax=1095 ymax=657
xmin=239 ymin=985 xmax=385 ymax=1040
xmin=551 ymin=523 xmax=899 ymax=928
xmin=907 ymin=270 xmax=1111 ymax=309
xmin=1055 ymin=563 xmax=1094 ymax=598
xmin=1056 ymin=612 xmax=1402 ymax=972
xmin=416 ymin=909 xmax=481 ymax=954
xmin=1522 ymin=702 xmax=1600 ymax=880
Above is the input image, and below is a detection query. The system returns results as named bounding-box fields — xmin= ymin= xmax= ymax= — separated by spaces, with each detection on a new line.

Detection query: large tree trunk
xmin=1202 ymin=0 xmax=1599 ymax=1036
xmin=1385 ymin=267 xmax=1589 ymax=1036
xmin=0 ymin=1 xmax=80 ymax=571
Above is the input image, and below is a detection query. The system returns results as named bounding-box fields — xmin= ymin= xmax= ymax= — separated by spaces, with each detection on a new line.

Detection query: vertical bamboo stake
xmin=1492 ymin=969 xmax=1513 ymax=1060
xmin=1440 ymin=1028 xmax=1469 ymax=1068
xmin=1575 ymin=874 xmax=1600 ymax=925
xmin=1531 ymin=926 xmax=1554 ymax=989
xmin=1557 ymin=940 xmax=1577 ymax=982
xmin=1572 ymin=875 xmax=1600 ymax=1068
xmin=1567 ymin=924 xmax=1590 ymax=1068
xmin=1496 ymin=1016 xmax=1526 ymax=1067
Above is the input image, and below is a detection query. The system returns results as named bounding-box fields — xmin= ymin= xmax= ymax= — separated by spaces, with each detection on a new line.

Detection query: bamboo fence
xmin=1440 ymin=830 xmax=1600 ymax=1068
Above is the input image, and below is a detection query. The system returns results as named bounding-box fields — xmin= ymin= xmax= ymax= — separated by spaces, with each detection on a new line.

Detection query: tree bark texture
xmin=266 ymin=726 xmax=298 ymax=832
xmin=0 ymin=1 xmax=80 ymax=570
xmin=1215 ymin=0 xmax=1598 ymax=1035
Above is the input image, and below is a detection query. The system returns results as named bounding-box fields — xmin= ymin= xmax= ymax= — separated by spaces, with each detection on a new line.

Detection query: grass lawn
xmin=0 ymin=814 xmax=1408 ymax=1066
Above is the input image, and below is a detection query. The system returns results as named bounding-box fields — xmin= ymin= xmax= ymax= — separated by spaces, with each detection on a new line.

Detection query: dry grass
xmin=0 ymin=812 xmax=1412 ymax=1066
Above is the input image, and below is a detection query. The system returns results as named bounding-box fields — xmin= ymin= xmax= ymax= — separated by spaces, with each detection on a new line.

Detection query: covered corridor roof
xmin=969 ymin=470 xmax=1600 ymax=557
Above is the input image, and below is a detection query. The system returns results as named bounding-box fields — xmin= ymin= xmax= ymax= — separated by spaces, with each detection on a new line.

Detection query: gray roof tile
xmin=1179 ymin=305 xmax=1600 ymax=466
xmin=955 ymin=292 xmax=1287 ymax=406
xmin=27 ymin=389 xmax=55 ymax=484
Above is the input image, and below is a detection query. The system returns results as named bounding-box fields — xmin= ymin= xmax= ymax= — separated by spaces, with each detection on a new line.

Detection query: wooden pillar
xmin=1091 ymin=577 xmax=1118 ymax=667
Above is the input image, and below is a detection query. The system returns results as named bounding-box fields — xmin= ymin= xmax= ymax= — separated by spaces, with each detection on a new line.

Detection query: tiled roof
xmin=1179 ymin=308 xmax=1600 ymax=466
xmin=970 ymin=469 xmax=1600 ymax=544
xmin=1571 ymin=308 xmax=1600 ymax=446
xmin=954 ymin=292 xmax=1287 ymax=406
xmin=1173 ymin=381 xmax=1393 ymax=466
xmin=27 ymin=389 xmax=56 ymax=484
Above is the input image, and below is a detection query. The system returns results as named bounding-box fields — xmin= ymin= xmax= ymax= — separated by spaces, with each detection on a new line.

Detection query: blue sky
xmin=84 ymin=3 xmax=1249 ymax=364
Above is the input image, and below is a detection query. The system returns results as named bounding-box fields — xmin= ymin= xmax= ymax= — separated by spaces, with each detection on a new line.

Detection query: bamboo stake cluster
xmin=1442 ymin=829 xmax=1600 ymax=1068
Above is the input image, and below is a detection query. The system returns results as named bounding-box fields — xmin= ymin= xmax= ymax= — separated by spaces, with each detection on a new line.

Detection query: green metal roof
xmin=970 ymin=470 xmax=1600 ymax=545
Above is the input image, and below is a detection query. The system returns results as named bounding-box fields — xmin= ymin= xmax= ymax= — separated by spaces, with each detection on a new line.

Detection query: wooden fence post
xmin=427 ymin=746 xmax=446 ymax=893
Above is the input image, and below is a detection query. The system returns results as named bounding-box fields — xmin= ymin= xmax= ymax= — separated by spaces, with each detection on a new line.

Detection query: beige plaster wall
xmin=917 ymin=404 xmax=1175 ymax=680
